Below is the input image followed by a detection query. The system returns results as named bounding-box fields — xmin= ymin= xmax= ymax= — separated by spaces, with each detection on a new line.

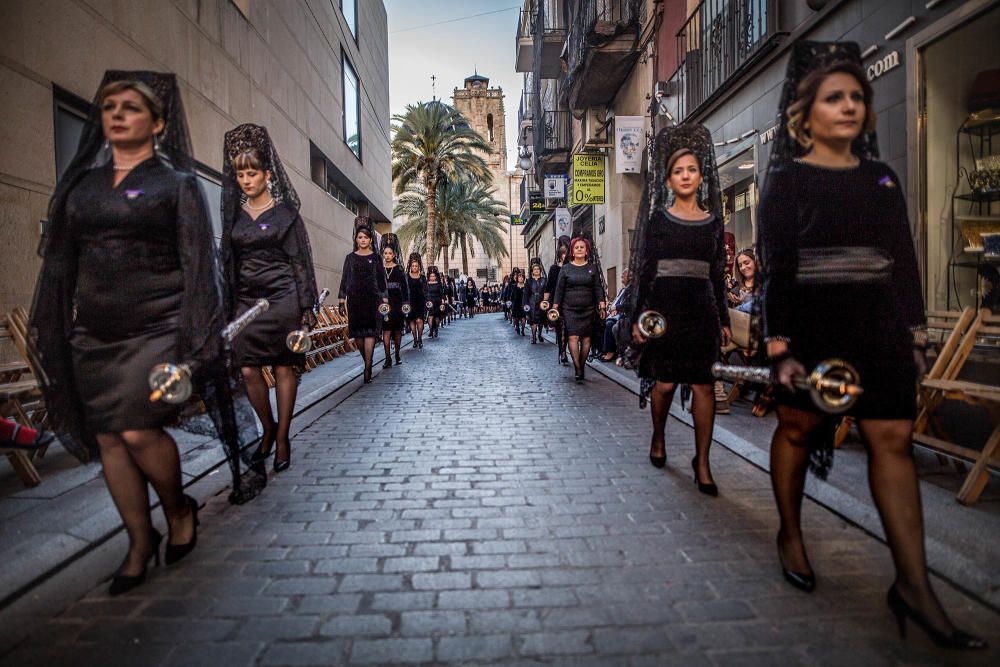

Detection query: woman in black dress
xmin=405 ymin=253 xmax=427 ymax=348
xmin=380 ymin=233 xmax=409 ymax=368
xmin=465 ymin=278 xmax=479 ymax=318
xmin=221 ymin=124 xmax=318 ymax=473
xmin=554 ymin=238 xmax=606 ymax=382
xmin=425 ymin=266 xmax=444 ymax=339
xmin=510 ymin=272 xmax=528 ymax=336
xmin=524 ymin=261 xmax=547 ymax=344
xmin=30 ymin=72 xmax=260 ymax=596
xmin=339 ymin=219 xmax=388 ymax=383
xmin=758 ymin=41 xmax=984 ymax=649
xmin=544 ymin=237 xmax=571 ymax=364
xmin=630 ymin=125 xmax=730 ymax=495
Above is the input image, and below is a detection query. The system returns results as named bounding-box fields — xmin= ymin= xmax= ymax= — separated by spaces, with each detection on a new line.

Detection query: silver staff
xmin=711 ymin=358 xmax=864 ymax=414
xmin=149 ymin=299 xmax=269 ymax=404
xmin=287 ymin=288 xmax=331 ymax=353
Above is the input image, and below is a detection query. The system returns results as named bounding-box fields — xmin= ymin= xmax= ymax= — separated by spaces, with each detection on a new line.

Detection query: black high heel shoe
xmin=109 ymin=528 xmax=162 ymax=596
xmin=164 ymin=495 xmax=200 ymax=566
xmin=691 ymin=456 xmax=718 ymax=496
xmin=776 ymin=533 xmax=815 ymax=593
xmin=249 ymin=426 xmax=276 ymax=465
xmin=887 ymin=585 xmax=987 ymax=649
xmin=649 ymin=435 xmax=666 ymax=468
xmin=274 ymin=440 xmax=291 ymax=472
xmin=383 ymin=358 xmax=392 ymax=369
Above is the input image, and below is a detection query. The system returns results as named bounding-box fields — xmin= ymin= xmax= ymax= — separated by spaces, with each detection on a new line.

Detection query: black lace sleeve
xmin=592 ymin=264 xmax=606 ymax=305
xmin=281 ymin=210 xmax=319 ymax=326
xmin=397 ymin=266 xmax=410 ymax=305
xmin=758 ymin=165 xmax=799 ymax=343
xmin=376 ymin=258 xmax=388 ymax=300
xmin=176 ymin=173 xmax=224 ymax=366
xmin=712 ymin=216 xmax=731 ymax=328
xmin=338 ymin=254 xmax=352 ymax=300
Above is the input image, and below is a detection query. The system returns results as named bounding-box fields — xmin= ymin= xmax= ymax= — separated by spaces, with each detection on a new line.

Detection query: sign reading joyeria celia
xmin=571 ymin=154 xmax=605 ymax=206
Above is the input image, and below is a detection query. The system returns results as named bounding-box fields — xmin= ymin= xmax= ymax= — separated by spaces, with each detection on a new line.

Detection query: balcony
xmin=674 ymin=0 xmax=779 ymax=120
xmin=533 ymin=109 xmax=571 ymax=177
xmin=564 ymin=0 xmax=645 ymax=112
xmin=518 ymin=91 xmax=535 ymax=147
xmin=514 ymin=1 xmax=566 ymax=78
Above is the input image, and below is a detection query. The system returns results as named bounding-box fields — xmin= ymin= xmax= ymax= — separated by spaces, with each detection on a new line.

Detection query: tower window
xmin=487 ymin=114 xmax=494 ymax=142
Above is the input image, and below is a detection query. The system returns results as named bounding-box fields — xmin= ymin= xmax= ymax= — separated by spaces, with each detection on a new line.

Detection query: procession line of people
xmin=22 ymin=46 xmax=989 ymax=650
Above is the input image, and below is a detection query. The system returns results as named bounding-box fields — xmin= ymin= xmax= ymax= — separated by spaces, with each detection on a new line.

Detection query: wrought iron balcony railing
xmin=675 ymin=0 xmax=778 ymax=119
xmin=538 ymin=110 xmax=570 ymax=155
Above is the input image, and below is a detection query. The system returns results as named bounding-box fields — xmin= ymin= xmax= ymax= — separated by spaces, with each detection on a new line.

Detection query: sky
xmin=384 ymin=0 xmax=524 ymax=168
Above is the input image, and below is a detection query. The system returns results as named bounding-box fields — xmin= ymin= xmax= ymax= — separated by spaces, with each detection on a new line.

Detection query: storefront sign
xmin=614 ymin=116 xmax=645 ymax=173
xmin=528 ymin=190 xmax=545 ymax=213
xmin=510 ymin=214 xmax=524 ymax=226
xmin=571 ymin=154 xmax=606 ymax=205
xmin=543 ymin=174 xmax=567 ymax=200
xmin=759 ymin=124 xmax=779 ymax=145
xmin=867 ymin=50 xmax=901 ymax=81
xmin=554 ymin=207 xmax=571 ymax=238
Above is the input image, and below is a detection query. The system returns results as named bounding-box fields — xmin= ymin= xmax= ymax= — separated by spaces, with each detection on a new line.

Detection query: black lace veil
xmin=29 ymin=70 xmax=264 ymax=504
xmin=381 ymin=232 xmax=403 ymax=263
xmin=628 ymin=123 xmax=722 ymax=312
xmin=220 ymin=123 xmax=317 ymax=324
xmin=766 ymin=40 xmax=878 ymax=172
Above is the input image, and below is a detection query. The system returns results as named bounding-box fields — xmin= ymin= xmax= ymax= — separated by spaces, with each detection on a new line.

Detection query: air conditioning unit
xmin=583 ymin=107 xmax=611 ymax=146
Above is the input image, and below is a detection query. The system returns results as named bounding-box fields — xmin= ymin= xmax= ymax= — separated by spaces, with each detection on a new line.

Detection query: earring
xmin=153 ymin=135 xmax=161 ymax=152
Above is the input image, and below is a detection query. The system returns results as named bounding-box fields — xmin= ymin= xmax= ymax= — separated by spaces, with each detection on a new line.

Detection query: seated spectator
xmin=600 ymin=269 xmax=633 ymax=362
xmin=727 ymin=248 xmax=757 ymax=314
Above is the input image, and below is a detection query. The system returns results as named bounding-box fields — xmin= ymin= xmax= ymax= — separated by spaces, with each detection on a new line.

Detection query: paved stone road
xmin=2 ymin=315 xmax=997 ymax=666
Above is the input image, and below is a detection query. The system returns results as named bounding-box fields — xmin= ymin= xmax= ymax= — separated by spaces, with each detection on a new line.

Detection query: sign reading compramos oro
xmin=571 ymin=154 xmax=605 ymax=206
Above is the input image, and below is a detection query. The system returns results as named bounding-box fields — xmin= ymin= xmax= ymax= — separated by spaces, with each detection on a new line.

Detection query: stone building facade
xmin=0 ymin=0 xmax=391 ymax=315
xmin=452 ymin=73 xmax=526 ymax=282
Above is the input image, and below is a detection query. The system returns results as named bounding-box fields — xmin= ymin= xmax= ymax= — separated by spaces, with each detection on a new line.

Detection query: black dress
xmin=634 ymin=210 xmax=729 ymax=385
xmin=383 ymin=264 xmax=409 ymax=332
xmin=406 ymin=273 xmax=427 ymax=320
xmin=758 ymin=159 xmax=924 ymax=419
xmin=524 ymin=276 xmax=546 ymax=325
xmin=339 ymin=252 xmax=387 ymax=338
xmin=426 ymin=281 xmax=443 ymax=317
xmin=554 ymin=262 xmax=605 ymax=337
xmin=510 ymin=284 xmax=527 ymax=318
xmin=229 ymin=204 xmax=317 ymax=368
xmin=65 ymin=159 xmax=198 ymax=431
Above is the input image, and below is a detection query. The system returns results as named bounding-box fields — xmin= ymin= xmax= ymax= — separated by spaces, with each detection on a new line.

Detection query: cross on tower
xmin=431 ymin=74 xmax=436 ymax=101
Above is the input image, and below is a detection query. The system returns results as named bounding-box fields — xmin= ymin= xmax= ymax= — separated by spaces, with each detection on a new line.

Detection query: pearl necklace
xmin=113 ymin=163 xmax=138 ymax=171
xmin=246 ymin=197 xmax=275 ymax=211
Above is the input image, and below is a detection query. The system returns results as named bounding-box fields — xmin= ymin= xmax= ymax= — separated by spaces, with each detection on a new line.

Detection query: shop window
xmin=717 ymin=146 xmax=757 ymax=252
xmin=309 ymin=141 xmax=361 ymax=215
xmin=476 ymin=268 xmax=489 ymax=279
xmin=921 ymin=6 xmax=1000 ymax=311
xmin=53 ymin=87 xmax=90 ymax=180
xmin=342 ymin=52 xmax=361 ymax=160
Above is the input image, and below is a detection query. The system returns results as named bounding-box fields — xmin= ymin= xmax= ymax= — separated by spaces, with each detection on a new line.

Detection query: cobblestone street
xmin=3 ymin=315 xmax=997 ymax=666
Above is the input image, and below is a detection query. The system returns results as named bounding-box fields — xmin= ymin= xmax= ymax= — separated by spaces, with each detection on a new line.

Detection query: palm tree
xmin=391 ymin=101 xmax=492 ymax=267
xmin=394 ymin=178 xmax=509 ymax=275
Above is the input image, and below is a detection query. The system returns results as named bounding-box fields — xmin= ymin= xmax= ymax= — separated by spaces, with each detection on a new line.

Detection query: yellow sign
xmin=571 ymin=154 xmax=605 ymax=205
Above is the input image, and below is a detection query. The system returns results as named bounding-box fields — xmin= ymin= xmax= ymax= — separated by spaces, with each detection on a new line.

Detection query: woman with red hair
xmin=553 ymin=237 xmax=606 ymax=383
